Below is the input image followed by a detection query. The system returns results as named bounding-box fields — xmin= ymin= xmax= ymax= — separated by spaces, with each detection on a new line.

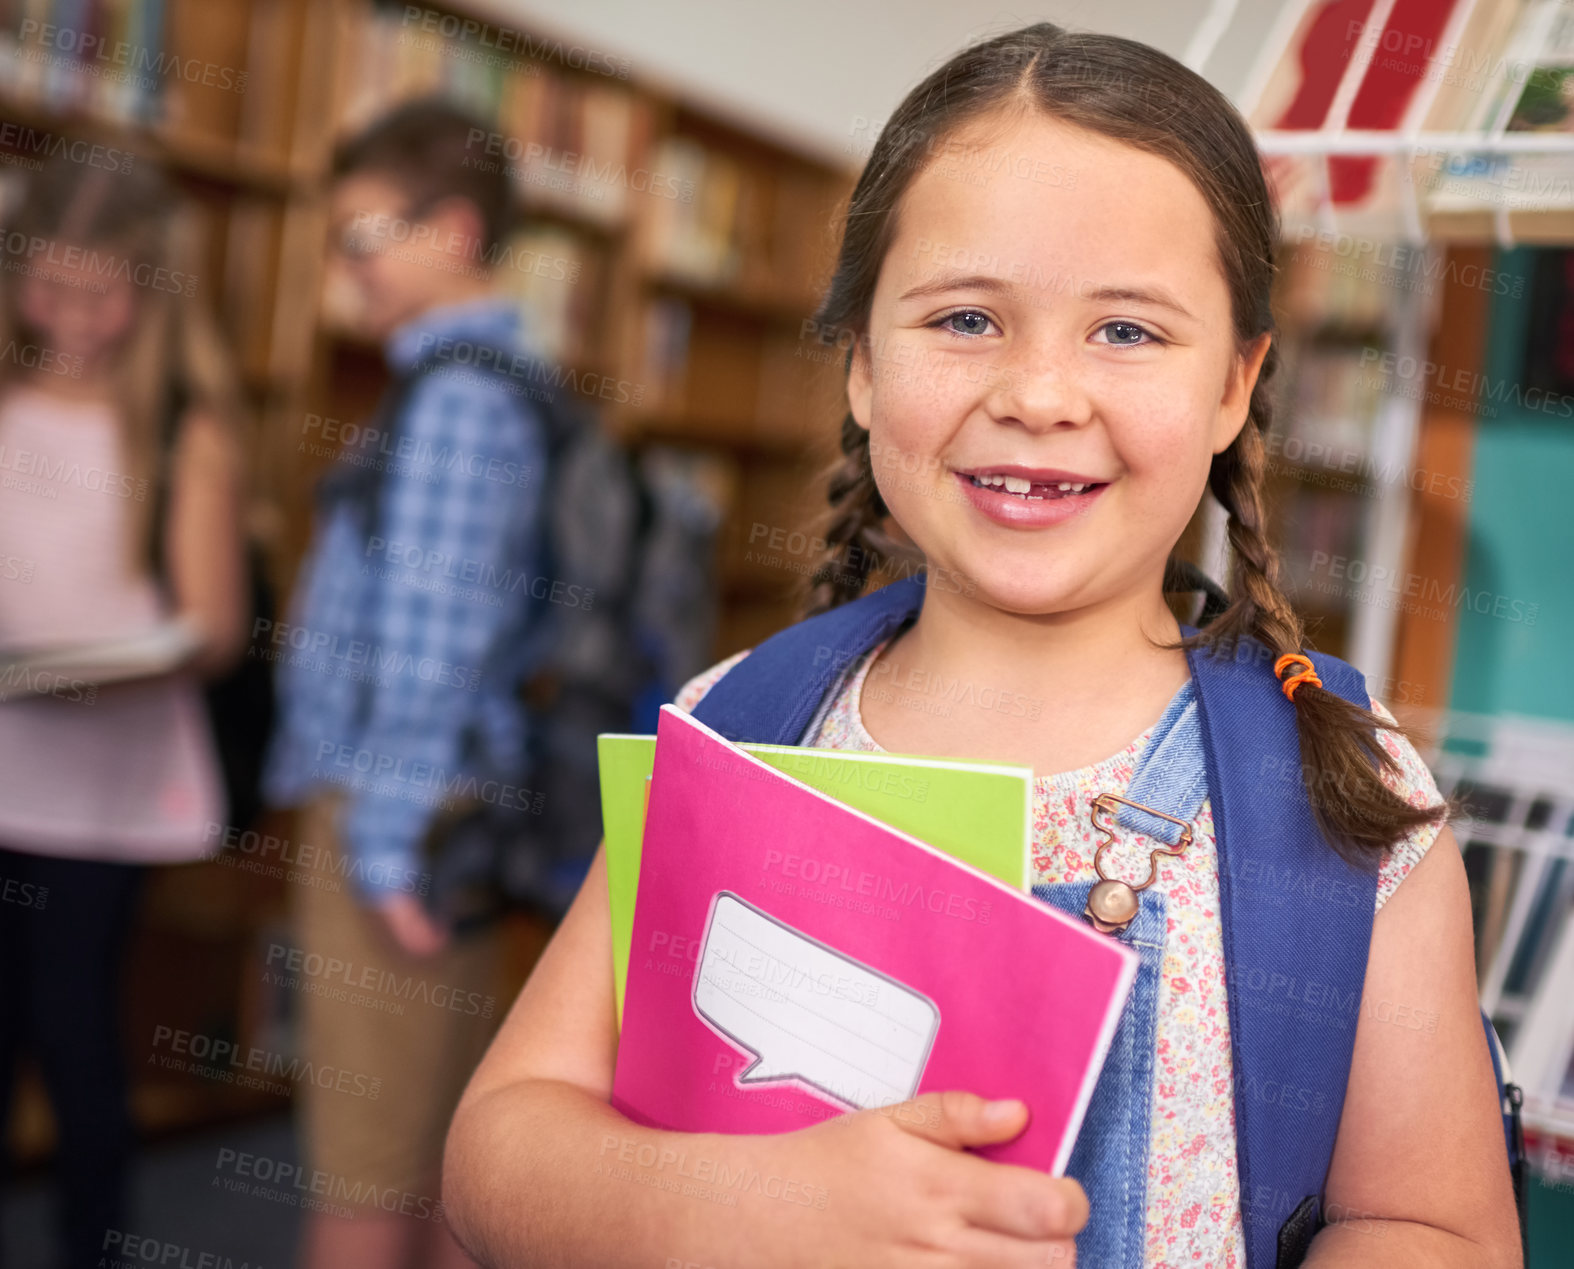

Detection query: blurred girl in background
xmin=0 ymin=154 xmax=246 ymax=1269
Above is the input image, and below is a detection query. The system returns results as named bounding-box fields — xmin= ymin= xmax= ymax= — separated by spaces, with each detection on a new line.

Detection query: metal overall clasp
xmin=1083 ymin=793 xmax=1194 ymax=936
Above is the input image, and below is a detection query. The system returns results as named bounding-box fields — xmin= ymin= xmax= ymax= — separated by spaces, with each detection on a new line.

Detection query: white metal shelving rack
xmin=1189 ymin=0 xmax=1574 ymax=1153
xmin=1186 ymin=0 xmax=1574 ymax=687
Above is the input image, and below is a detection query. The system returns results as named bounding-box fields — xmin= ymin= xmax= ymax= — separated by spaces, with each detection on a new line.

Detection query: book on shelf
xmin=637 ymin=295 xmax=692 ymax=415
xmin=1507 ymin=881 xmax=1574 ymax=1140
xmin=1429 ymin=714 xmax=1574 ymax=1153
xmin=1275 ymin=342 xmax=1386 ymax=467
xmin=1248 ymin=0 xmax=1574 ymax=231
xmin=337 ymin=4 xmax=640 ymax=230
xmin=221 ymin=194 xmax=283 ymax=380
xmin=0 ymin=0 xmax=169 ymax=125
xmin=235 ymin=0 xmax=297 ymax=164
xmin=1275 ymin=483 xmax=1367 ymax=616
xmin=1277 ymin=246 xmax=1396 ymax=340
xmin=640 ymin=135 xmax=747 ymax=287
xmin=610 ymin=705 xmax=1135 ymax=1174
xmin=504 ymin=72 xmax=636 ymax=226
xmin=1426 ymin=0 xmax=1574 ymax=214
xmin=492 ymin=223 xmax=602 ymax=367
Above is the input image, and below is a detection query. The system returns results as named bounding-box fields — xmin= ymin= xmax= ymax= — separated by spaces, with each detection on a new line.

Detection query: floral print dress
xmin=672 ymin=637 xmax=1444 ymax=1269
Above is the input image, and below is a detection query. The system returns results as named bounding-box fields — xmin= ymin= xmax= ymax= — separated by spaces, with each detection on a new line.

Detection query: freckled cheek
xmin=1103 ymin=398 xmax=1216 ymax=484
xmin=868 ymin=367 xmax=961 ymax=454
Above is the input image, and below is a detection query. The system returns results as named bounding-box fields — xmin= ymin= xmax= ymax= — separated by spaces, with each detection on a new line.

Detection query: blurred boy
xmin=263 ymin=99 xmax=552 ymax=1269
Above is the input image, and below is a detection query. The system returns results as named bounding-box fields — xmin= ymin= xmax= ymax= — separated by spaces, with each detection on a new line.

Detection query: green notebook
xmin=598 ymin=732 xmax=1034 ymax=1024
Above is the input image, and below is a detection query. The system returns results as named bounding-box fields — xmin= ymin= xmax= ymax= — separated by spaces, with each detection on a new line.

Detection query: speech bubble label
xmin=692 ymin=891 xmax=940 ymax=1112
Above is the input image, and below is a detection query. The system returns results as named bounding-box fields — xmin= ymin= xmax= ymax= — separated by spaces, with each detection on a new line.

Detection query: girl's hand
xmin=724 ymin=1090 xmax=1085 ymax=1268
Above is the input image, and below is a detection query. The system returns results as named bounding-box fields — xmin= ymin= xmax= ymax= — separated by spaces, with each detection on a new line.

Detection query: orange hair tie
xmin=1274 ymin=653 xmax=1322 ymax=702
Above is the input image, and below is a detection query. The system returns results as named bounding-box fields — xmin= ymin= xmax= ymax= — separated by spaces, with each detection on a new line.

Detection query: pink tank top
xmin=0 ymin=382 xmax=223 ymax=861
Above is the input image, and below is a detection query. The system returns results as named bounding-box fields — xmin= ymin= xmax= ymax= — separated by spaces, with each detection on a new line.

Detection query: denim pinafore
xmin=688 ymin=573 xmax=1518 ymax=1269
xmin=1034 ymin=678 xmax=1206 ymax=1267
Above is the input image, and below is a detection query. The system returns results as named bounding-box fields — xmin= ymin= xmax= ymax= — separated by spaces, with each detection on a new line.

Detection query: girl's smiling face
xmin=848 ymin=109 xmax=1269 ymax=618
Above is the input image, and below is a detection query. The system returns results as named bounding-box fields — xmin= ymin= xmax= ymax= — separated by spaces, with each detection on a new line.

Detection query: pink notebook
xmin=611 ymin=705 xmax=1138 ymax=1174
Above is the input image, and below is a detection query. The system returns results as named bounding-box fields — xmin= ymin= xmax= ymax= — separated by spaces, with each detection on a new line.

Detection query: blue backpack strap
xmin=1182 ymin=633 xmax=1379 ymax=1268
xmin=689 ymin=575 xmax=926 ymax=743
xmin=1482 ymin=1012 xmax=1531 ymax=1265
xmin=692 ymin=587 xmax=1504 ymax=1265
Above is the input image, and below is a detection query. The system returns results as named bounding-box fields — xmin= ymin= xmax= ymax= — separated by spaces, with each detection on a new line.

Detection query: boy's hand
xmin=723 ymin=1090 xmax=1086 ymax=1266
xmin=375 ymin=891 xmax=449 ymax=958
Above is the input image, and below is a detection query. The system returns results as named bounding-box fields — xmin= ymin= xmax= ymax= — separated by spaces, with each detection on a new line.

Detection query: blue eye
xmin=1096 ymin=321 xmax=1159 ymax=347
xmin=932 ymin=309 xmax=996 ymax=337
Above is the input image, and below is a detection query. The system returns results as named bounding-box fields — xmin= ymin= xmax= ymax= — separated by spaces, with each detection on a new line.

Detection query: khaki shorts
xmin=289 ymin=795 xmax=510 ymax=1211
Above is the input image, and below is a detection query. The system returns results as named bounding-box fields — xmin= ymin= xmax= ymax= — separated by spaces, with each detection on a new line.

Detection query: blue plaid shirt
xmin=263 ymin=298 xmax=549 ymax=902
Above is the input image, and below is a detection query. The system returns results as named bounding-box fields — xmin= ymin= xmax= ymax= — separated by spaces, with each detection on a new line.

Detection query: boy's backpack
xmin=686 ymin=571 xmax=1528 ymax=1269
xmin=347 ymin=343 xmax=719 ymax=927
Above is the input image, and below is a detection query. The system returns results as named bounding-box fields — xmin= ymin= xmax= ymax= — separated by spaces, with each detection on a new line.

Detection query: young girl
xmin=442 ymin=24 xmax=1522 ymax=1269
xmin=0 ymin=155 xmax=245 ymax=1268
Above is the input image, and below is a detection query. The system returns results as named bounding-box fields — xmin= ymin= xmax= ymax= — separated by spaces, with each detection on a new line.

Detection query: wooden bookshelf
xmin=0 ymin=0 xmax=855 ymax=1152
xmin=292 ymin=0 xmax=857 ymax=651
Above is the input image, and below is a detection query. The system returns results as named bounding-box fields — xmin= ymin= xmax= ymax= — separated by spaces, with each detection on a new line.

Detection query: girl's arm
xmin=164 ymin=408 xmax=247 ymax=677
xmin=1305 ymin=826 xmax=1522 ymax=1268
xmin=443 ymin=842 xmax=1088 ymax=1268
xmin=442 ymin=842 xmax=734 ymax=1266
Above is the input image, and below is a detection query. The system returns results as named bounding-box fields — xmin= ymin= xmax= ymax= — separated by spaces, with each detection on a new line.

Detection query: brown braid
xmin=790 ymin=21 xmax=1448 ymax=856
xmin=1191 ymin=348 xmax=1451 ymax=860
xmin=801 ymin=411 xmax=919 ymax=616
